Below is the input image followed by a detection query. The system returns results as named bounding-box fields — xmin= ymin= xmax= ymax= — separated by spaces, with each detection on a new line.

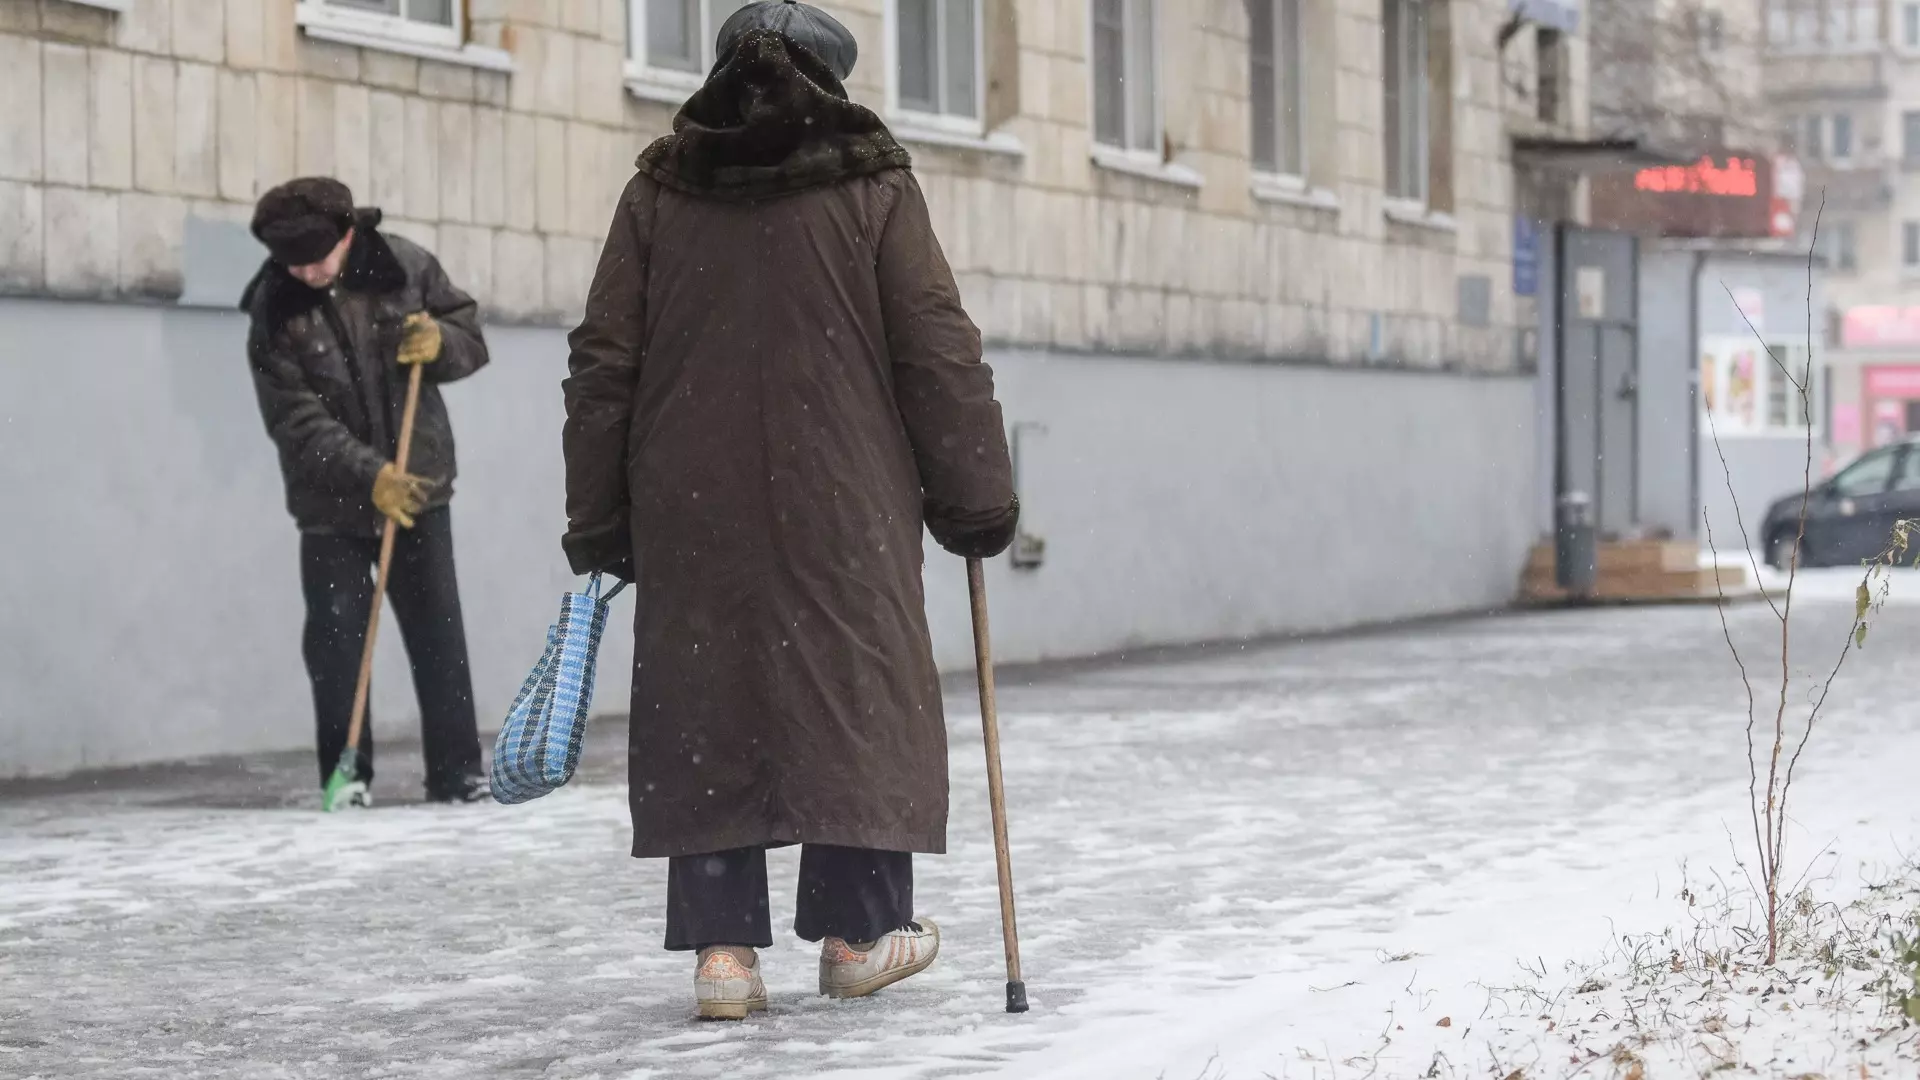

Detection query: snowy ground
xmin=6 ymin=573 xmax=1920 ymax=1079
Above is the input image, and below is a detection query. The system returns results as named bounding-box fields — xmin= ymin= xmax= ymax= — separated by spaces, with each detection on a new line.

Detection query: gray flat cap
xmin=713 ymin=1 xmax=858 ymax=80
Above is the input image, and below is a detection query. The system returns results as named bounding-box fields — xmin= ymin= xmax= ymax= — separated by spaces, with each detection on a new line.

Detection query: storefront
xmin=1586 ymin=151 xmax=1820 ymax=548
xmin=1832 ymin=307 xmax=1920 ymax=461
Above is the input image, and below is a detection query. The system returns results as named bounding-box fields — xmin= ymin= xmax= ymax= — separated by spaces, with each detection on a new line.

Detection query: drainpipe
xmin=1688 ymin=249 xmax=1708 ymax=543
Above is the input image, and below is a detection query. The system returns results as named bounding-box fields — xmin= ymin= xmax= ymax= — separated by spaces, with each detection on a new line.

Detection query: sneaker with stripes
xmin=818 ymin=918 xmax=940 ymax=999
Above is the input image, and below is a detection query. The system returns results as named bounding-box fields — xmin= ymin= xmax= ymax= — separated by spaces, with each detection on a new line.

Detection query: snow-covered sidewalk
xmin=5 ymin=593 xmax=1920 ymax=1079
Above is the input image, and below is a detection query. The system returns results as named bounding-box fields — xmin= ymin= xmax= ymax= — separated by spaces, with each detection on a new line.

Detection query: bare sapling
xmin=1699 ymin=196 xmax=1916 ymax=964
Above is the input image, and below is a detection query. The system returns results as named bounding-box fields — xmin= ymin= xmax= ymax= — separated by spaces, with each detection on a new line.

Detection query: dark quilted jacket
xmin=240 ymin=210 xmax=488 ymax=536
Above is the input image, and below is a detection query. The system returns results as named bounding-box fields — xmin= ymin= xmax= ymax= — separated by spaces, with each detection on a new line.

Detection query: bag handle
xmin=587 ymin=571 xmax=629 ymax=603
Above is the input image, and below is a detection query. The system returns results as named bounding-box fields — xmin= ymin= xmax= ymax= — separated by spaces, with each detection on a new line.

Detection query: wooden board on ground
xmin=1521 ymin=541 xmax=1757 ymax=605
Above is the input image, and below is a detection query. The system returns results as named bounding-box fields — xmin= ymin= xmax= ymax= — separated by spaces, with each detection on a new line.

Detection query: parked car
xmin=1762 ymin=437 xmax=1920 ymax=570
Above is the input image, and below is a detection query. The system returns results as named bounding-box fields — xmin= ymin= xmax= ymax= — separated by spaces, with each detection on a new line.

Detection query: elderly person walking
xmin=561 ymin=1 xmax=1018 ymax=1020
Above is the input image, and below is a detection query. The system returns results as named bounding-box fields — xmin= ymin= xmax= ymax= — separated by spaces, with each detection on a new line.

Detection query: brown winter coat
xmin=561 ymin=30 xmax=1017 ymax=859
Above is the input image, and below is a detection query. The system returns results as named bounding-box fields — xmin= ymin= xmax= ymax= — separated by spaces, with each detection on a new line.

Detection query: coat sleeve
xmin=417 ymin=250 xmax=489 ymax=384
xmin=248 ymin=318 xmax=388 ymax=496
xmin=561 ymin=174 xmax=652 ymax=578
xmin=875 ymin=172 xmax=1019 ymax=560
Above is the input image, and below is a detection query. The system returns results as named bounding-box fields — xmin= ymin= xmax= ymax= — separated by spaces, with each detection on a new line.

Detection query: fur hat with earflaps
xmin=251 ymin=177 xmax=356 ymax=266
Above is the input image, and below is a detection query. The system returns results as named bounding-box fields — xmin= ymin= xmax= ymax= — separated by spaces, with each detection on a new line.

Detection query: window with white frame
xmin=630 ymin=0 xmax=752 ymax=84
xmin=1700 ymin=339 xmax=1819 ymax=435
xmin=1905 ymin=222 xmax=1920 ymax=268
xmin=1091 ymin=0 xmax=1159 ymax=154
xmin=1692 ymin=9 xmax=1724 ymax=51
xmin=1249 ymin=0 xmax=1306 ymax=178
xmin=1906 ymin=1 xmax=1920 ymax=46
xmin=1382 ymin=0 xmax=1430 ymax=203
xmin=1763 ymin=345 xmax=1817 ymax=430
xmin=1825 ymin=1 xmax=1850 ymax=41
xmin=893 ymin=0 xmax=983 ymax=126
xmin=1848 ymin=0 xmax=1879 ymax=43
xmin=300 ymin=0 xmax=461 ymax=50
xmin=1831 ymin=112 xmax=1854 ymax=159
xmin=1819 ymin=220 xmax=1857 ymax=271
xmin=1769 ymin=0 xmax=1819 ymax=45
xmin=1793 ymin=1 xmax=1819 ymax=43
xmin=1803 ymin=114 xmax=1824 ymax=159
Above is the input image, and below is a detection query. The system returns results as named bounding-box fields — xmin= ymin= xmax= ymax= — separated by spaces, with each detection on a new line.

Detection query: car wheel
xmin=1768 ymin=531 xmax=1809 ymax=571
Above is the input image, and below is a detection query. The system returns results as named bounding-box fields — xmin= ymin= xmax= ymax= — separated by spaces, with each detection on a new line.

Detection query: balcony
xmin=1800 ymin=161 xmax=1894 ymax=211
xmin=1760 ymin=50 xmax=1890 ymax=102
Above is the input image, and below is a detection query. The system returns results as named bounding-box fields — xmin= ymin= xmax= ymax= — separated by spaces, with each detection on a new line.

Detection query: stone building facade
xmin=1 ymin=0 xmax=1570 ymax=368
xmin=0 ymin=0 xmax=1584 ymax=777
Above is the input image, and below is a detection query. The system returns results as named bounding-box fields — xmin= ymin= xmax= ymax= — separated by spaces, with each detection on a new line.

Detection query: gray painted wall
xmin=0 ymin=298 xmax=1538 ymax=778
xmin=1637 ymin=248 xmax=1824 ymax=554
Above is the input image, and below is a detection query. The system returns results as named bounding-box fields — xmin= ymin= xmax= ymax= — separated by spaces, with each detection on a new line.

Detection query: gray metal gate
xmin=1556 ymin=225 xmax=1641 ymax=539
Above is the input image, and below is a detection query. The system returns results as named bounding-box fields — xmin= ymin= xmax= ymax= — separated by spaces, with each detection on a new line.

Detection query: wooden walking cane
xmin=967 ymin=558 xmax=1029 ymax=1014
xmin=322 ymin=359 xmax=427 ymax=813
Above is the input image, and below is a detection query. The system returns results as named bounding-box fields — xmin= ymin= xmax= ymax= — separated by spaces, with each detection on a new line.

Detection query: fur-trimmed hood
xmin=238 ymin=208 xmax=409 ymax=320
xmin=636 ymin=29 xmax=911 ymax=202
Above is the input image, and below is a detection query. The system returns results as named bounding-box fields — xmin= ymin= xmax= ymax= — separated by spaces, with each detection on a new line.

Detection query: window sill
xmin=1383 ymin=200 xmax=1457 ymax=233
xmin=1251 ymin=174 xmax=1339 ymax=212
xmin=295 ymin=8 xmax=513 ymax=72
xmin=54 ymin=0 xmax=128 ymax=11
xmin=889 ymin=120 xmax=1026 ymax=158
xmin=625 ymin=66 xmax=703 ymax=106
xmin=1090 ymin=146 xmax=1204 ymax=190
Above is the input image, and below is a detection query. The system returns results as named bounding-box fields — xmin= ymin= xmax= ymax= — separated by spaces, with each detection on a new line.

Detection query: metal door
xmin=1556 ymin=226 xmax=1641 ymax=539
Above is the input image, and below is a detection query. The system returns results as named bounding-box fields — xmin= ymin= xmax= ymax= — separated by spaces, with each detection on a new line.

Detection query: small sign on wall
xmin=1731 ymin=287 xmax=1765 ymax=332
xmin=1575 ymin=266 xmax=1606 ymax=320
xmin=1513 ymin=217 xmax=1539 ymax=297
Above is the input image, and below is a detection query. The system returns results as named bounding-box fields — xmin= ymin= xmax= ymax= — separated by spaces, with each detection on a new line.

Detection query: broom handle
xmin=968 ymin=558 xmax=1027 ymax=1012
xmin=341 ymin=360 xmax=427 ymax=761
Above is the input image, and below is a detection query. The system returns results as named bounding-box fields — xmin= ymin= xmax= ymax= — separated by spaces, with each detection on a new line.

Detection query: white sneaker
xmin=819 ymin=919 xmax=940 ymax=999
xmin=694 ymin=947 xmax=766 ymax=1020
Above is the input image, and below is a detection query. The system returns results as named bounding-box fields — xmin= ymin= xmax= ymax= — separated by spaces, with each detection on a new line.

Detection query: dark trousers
xmin=664 ymin=844 xmax=914 ymax=951
xmin=300 ymin=506 xmax=482 ymax=792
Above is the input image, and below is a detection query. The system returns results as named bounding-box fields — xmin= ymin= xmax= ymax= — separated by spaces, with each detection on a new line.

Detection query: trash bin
xmin=1555 ymin=491 xmax=1596 ymax=595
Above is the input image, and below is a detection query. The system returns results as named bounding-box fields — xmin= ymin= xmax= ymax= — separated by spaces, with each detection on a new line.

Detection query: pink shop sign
xmin=1841 ymin=306 xmax=1920 ymax=348
xmin=1865 ymin=365 xmax=1920 ymax=398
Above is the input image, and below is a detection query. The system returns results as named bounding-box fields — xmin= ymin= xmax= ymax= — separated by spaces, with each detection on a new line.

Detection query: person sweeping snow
xmin=561 ymin=0 xmax=1019 ymax=1021
xmin=242 ymin=177 xmax=492 ymax=809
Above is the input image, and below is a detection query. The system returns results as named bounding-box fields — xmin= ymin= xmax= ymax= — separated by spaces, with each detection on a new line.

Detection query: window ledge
xmin=889 ymin=120 xmax=1026 ymax=158
xmin=1090 ymin=146 xmax=1204 ymax=189
xmin=625 ymin=66 xmax=702 ymax=106
xmin=295 ymin=10 xmax=513 ymax=72
xmin=54 ymin=0 xmax=128 ymax=11
xmin=1383 ymin=200 xmax=1457 ymax=233
xmin=1251 ymin=174 xmax=1339 ymax=212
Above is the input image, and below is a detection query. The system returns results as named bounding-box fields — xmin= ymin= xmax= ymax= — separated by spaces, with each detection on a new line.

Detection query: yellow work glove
xmin=372 ymin=463 xmax=433 ymax=529
xmin=397 ymin=311 xmax=442 ymax=366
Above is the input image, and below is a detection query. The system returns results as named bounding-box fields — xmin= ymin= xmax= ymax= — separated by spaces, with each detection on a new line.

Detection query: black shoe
xmin=425 ymin=773 xmax=490 ymax=804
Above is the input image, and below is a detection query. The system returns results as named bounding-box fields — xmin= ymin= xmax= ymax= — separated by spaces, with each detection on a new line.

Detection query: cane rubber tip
xmin=1005 ymin=980 xmax=1029 ymax=1014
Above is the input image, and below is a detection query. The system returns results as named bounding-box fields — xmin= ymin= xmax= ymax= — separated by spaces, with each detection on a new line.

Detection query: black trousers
xmin=300 ymin=506 xmax=482 ymax=792
xmin=664 ymin=844 xmax=914 ymax=951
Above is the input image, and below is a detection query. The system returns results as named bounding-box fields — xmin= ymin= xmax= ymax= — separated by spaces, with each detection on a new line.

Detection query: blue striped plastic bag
xmin=491 ymin=573 xmax=626 ymax=804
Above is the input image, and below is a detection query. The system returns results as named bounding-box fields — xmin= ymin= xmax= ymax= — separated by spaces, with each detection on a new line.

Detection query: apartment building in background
xmin=1764 ymin=0 xmax=1920 ymax=463
xmin=0 ymin=0 xmax=1589 ymax=776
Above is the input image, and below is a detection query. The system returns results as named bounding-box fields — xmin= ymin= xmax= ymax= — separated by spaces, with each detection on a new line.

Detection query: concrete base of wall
xmin=0 ymin=299 xmax=1538 ymax=778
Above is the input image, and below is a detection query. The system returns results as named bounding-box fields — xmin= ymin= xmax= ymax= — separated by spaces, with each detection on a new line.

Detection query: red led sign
xmin=1631 ymin=156 xmax=1760 ymax=198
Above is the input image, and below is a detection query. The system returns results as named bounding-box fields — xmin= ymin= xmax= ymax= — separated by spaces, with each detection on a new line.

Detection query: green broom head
xmin=322 ymin=748 xmax=368 ymax=813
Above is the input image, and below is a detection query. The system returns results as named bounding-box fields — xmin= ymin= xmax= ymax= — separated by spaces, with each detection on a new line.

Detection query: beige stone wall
xmin=0 ymin=0 xmax=1566 ymax=371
